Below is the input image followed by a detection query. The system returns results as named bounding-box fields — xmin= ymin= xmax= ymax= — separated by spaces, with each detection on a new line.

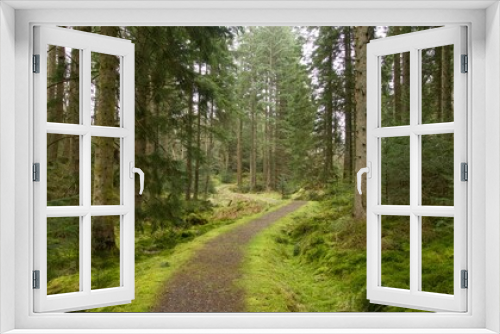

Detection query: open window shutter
xmin=365 ymin=26 xmax=467 ymax=312
xmin=33 ymin=26 xmax=136 ymax=312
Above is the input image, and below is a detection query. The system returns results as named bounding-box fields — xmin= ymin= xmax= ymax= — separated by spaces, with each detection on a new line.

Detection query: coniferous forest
xmin=46 ymin=26 xmax=455 ymax=312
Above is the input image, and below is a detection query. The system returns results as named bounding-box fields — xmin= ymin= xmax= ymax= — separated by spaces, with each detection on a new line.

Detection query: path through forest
xmin=153 ymin=200 xmax=307 ymax=312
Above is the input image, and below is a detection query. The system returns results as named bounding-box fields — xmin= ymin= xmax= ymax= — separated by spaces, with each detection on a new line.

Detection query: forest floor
xmin=153 ymin=200 xmax=307 ymax=312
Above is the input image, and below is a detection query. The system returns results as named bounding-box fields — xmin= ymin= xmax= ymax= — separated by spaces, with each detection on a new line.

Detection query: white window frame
xmin=0 ymin=1 xmax=498 ymax=333
xmin=33 ymin=26 xmax=136 ymax=313
xmin=366 ymin=26 xmax=467 ymax=312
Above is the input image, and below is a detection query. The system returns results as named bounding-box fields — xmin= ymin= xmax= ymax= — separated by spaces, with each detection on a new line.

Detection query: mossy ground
xmin=238 ymin=187 xmax=452 ymax=312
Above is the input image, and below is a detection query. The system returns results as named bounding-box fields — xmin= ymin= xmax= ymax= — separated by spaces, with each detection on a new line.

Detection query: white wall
xmin=486 ymin=2 xmax=500 ymax=332
xmin=0 ymin=2 xmax=16 ymax=333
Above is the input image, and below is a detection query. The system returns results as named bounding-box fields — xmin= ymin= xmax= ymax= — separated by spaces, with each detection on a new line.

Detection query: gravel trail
xmin=153 ymin=201 xmax=307 ymax=312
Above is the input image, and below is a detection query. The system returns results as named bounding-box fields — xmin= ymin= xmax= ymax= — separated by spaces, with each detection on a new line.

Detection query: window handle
xmin=356 ymin=162 xmax=372 ymax=195
xmin=129 ymin=162 xmax=144 ymax=195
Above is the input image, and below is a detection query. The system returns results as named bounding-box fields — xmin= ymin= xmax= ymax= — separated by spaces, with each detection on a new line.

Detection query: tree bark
xmin=92 ymin=26 xmax=120 ymax=253
xmin=193 ymin=64 xmax=202 ymax=200
xmin=354 ymin=26 xmax=370 ymax=220
xmin=442 ymin=45 xmax=453 ymax=121
xmin=324 ymin=49 xmax=334 ymax=182
xmin=68 ymin=27 xmax=90 ymax=175
xmin=48 ymin=46 xmax=66 ymax=161
xmin=402 ymin=27 xmax=411 ymax=120
xmin=266 ymin=83 xmax=273 ymax=191
xmin=47 ymin=45 xmax=57 ymax=160
xmin=250 ymin=91 xmax=257 ymax=191
xmin=343 ymin=27 xmax=354 ymax=183
xmin=433 ymin=46 xmax=444 ymax=122
xmin=204 ymin=100 xmax=214 ymax=197
xmin=393 ymin=27 xmax=402 ymax=124
xmin=237 ymin=115 xmax=243 ymax=188
xmin=185 ymin=83 xmax=194 ymax=201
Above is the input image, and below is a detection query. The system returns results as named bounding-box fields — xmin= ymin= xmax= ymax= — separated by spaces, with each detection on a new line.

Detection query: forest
xmin=46 ymin=26 xmax=455 ymax=312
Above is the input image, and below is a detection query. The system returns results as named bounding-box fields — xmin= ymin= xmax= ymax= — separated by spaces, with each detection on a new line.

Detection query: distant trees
xmin=235 ymin=27 xmax=316 ymax=193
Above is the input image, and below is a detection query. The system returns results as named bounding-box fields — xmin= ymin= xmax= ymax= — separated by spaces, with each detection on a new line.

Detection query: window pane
xmin=381 ymin=215 xmax=410 ymax=290
xmin=47 ymin=217 xmax=80 ymax=295
xmin=381 ymin=136 xmax=410 ymax=205
xmin=47 ymin=45 xmax=80 ymax=124
xmin=421 ymin=217 xmax=454 ymax=294
xmin=91 ymin=52 xmax=121 ymax=127
xmin=421 ymin=45 xmax=454 ymax=124
xmin=91 ymin=137 xmax=120 ymax=205
xmin=380 ymin=52 xmax=410 ymax=127
xmin=91 ymin=216 xmax=121 ymax=290
xmin=47 ymin=134 xmax=80 ymax=206
xmin=421 ymin=133 xmax=454 ymax=206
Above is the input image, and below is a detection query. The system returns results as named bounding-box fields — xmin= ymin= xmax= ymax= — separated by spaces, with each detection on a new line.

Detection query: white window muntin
xmin=33 ymin=26 xmax=136 ymax=313
xmin=366 ymin=26 xmax=467 ymax=312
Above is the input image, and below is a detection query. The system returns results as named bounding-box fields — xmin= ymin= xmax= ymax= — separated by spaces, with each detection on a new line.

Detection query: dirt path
xmin=153 ymin=200 xmax=307 ymax=312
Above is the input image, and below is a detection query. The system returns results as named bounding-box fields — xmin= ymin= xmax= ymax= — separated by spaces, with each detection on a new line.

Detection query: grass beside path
xmin=85 ymin=199 xmax=291 ymax=312
xmin=238 ymin=201 xmax=327 ymax=312
xmin=238 ymin=201 xmax=410 ymax=312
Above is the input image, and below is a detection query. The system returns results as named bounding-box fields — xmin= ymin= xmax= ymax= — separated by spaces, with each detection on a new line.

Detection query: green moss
xmin=238 ymin=194 xmax=447 ymax=312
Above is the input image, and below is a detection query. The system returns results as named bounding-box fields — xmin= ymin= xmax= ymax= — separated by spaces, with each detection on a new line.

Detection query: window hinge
xmin=33 ymin=163 xmax=40 ymax=182
xmin=461 ymin=162 xmax=468 ymax=181
xmin=461 ymin=54 xmax=468 ymax=73
xmin=33 ymin=270 xmax=40 ymax=289
xmin=461 ymin=270 xmax=468 ymax=289
xmin=33 ymin=54 xmax=40 ymax=73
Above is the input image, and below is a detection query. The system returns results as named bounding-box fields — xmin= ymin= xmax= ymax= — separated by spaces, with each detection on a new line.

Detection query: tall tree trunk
xmin=354 ymin=26 xmax=370 ymax=220
xmin=442 ymin=45 xmax=453 ymax=121
xmin=266 ymin=82 xmax=273 ymax=191
xmin=250 ymin=92 xmax=257 ymax=191
xmin=193 ymin=64 xmax=202 ymax=200
xmin=204 ymin=100 xmax=214 ymax=197
xmin=68 ymin=27 xmax=90 ymax=175
xmin=185 ymin=83 xmax=194 ymax=201
xmin=92 ymin=26 xmax=120 ymax=253
xmin=47 ymin=45 xmax=57 ymax=160
xmin=134 ymin=28 xmax=149 ymax=211
xmin=343 ymin=26 xmax=354 ymax=183
xmin=402 ymin=27 xmax=411 ymax=119
xmin=434 ymin=46 xmax=443 ymax=122
xmin=263 ymin=87 xmax=270 ymax=190
xmin=393 ymin=27 xmax=402 ymax=124
xmin=48 ymin=46 xmax=66 ymax=161
xmin=324 ymin=50 xmax=334 ymax=182
xmin=237 ymin=115 xmax=243 ymax=188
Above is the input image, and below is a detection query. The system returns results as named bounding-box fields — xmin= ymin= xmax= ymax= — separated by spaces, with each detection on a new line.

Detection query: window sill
xmin=4 ymin=329 xmax=498 ymax=334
